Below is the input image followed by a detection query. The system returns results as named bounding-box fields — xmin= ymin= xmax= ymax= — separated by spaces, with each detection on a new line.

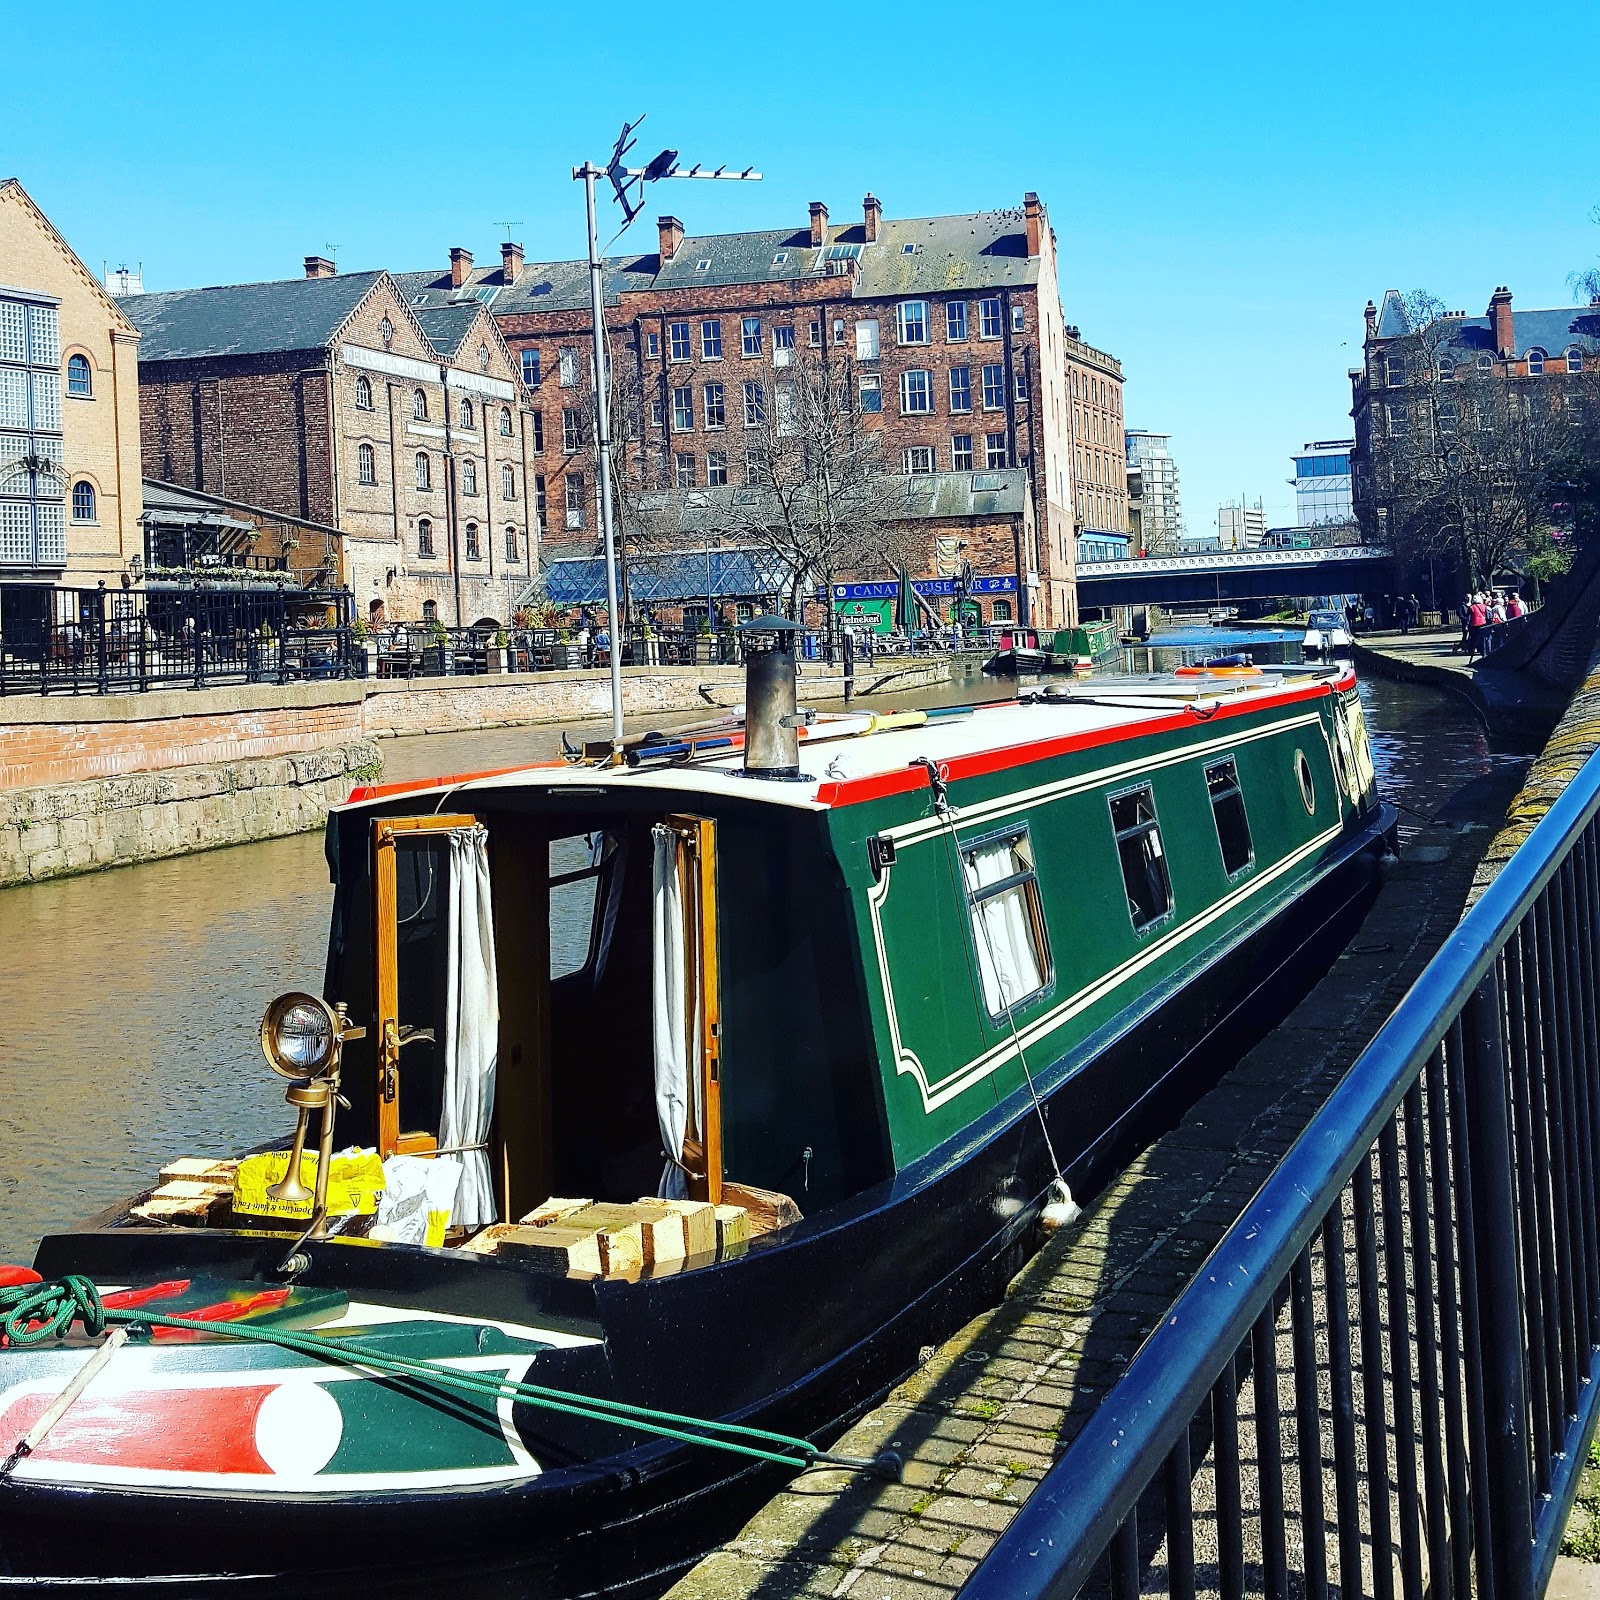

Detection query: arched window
xmin=501 ymin=465 xmax=517 ymax=501
xmin=415 ymin=451 xmax=431 ymax=490
xmin=1526 ymin=348 xmax=1547 ymax=375
xmin=1437 ymin=355 xmax=1455 ymax=381
xmin=505 ymin=524 xmax=519 ymax=562
xmin=499 ymin=407 xmax=513 ymax=437
xmin=1568 ymin=347 xmax=1585 ymax=374
xmin=465 ymin=522 xmax=481 ymax=560
xmin=461 ymin=459 xmax=477 ymax=496
xmin=417 ymin=518 xmax=434 ymax=557
xmin=413 ymin=389 xmax=428 ymax=421
xmin=459 ymin=397 xmax=473 ymax=428
xmin=71 ymin=480 xmax=95 ymax=521
xmin=66 ymin=354 xmax=91 ymax=397
xmin=357 ymin=442 xmax=376 ymax=485
xmin=354 ymin=374 xmax=372 ymax=409
xmin=1477 ymin=354 xmax=1493 ymax=372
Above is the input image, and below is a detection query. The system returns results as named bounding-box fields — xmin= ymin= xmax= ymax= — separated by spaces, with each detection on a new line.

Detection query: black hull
xmin=3 ymin=807 xmax=1396 ymax=1595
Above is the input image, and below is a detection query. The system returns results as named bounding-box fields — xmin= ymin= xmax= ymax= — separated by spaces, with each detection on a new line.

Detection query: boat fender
xmin=1040 ymin=1178 xmax=1082 ymax=1232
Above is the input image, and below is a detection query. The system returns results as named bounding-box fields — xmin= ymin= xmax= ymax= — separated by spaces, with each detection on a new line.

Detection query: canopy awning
xmin=544 ymin=548 xmax=791 ymax=608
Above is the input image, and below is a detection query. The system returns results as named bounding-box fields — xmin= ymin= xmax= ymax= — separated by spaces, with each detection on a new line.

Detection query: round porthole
xmin=1296 ymin=750 xmax=1316 ymax=814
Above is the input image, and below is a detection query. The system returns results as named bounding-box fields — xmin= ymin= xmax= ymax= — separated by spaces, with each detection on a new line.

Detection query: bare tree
xmin=700 ymin=351 xmax=901 ymax=625
xmin=1369 ymin=290 xmax=1588 ymax=591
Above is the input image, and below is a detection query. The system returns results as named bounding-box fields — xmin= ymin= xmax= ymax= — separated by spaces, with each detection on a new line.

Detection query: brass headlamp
xmin=260 ymin=992 xmax=365 ymax=1235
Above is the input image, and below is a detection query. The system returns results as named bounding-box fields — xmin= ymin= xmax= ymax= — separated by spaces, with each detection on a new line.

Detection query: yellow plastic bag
xmin=232 ymin=1148 xmax=386 ymax=1221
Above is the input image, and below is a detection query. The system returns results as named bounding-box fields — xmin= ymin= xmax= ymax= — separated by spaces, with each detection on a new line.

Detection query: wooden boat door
xmin=661 ymin=814 xmax=723 ymax=1204
xmin=373 ymin=813 xmax=478 ymax=1158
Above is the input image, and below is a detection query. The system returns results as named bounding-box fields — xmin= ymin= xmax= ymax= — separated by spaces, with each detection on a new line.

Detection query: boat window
xmin=960 ymin=827 xmax=1051 ymax=1017
xmin=1110 ymin=784 xmax=1174 ymax=933
xmin=1297 ymin=751 xmax=1317 ymax=814
xmin=550 ymin=832 xmax=618 ymax=978
xmin=1205 ymin=758 xmax=1254 ymax=879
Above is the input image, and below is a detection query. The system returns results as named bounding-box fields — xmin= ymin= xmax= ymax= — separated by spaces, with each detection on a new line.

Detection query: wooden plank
xmin=561 ymin=1203 xmax=680 ymax=1267
xmin=664 ymin=814 xmax=723 ymax=1206
xmin=718 ymin=1181 xmax=801 ymax=1237
xmin=489 ymin=1224 xmax=604 ymax=1275
xmin=395 ymin=1132 xmax=438 ymax=1156
xmin=517 ymin=1197 xmax=592 ymax=1226
xmin=158 ymin=1158 xmax=238 ymax=1183
xmin=633 ymin=1196 xmax=716 ymax=1257
xmin=714 ymin=1205 xmax=750 ymax=1255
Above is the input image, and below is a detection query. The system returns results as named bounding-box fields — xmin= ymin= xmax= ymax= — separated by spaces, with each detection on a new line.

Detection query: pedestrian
xmin=1508 ymin=592 xmax=1526 ymax=620
xmin=575 ymin=621 xmax=592 ymax=667
xmin=1466 ymin=594 xmax=1488 ymax=661
xmin=1397 ymin=595 xmax=1413 ymax=636
xmin=593 ymin=624 xmax=610 ymax=666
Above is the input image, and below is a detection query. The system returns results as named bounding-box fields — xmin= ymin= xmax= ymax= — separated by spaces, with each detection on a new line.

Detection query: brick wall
xmin=0 ymin=682 xmax=365 ymax=790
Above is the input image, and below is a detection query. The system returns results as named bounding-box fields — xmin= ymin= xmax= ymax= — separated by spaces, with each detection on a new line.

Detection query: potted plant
xmin=422 ymin=619 xmax=453 ymax=676
xmin=351 ymin=615 xmax=379 ymax=678
xmin=486 ymin=627 xmax=510 ymax=674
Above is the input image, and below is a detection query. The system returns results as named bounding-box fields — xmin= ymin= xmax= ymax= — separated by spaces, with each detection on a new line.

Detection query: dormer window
xmin=1568 ymin=347 xmax=1585 ymax=373
xmin=1526 ymin=348 xmax=1547 ymax=375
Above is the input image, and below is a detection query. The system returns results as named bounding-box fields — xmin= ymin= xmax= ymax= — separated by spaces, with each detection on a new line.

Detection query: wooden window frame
xmin=372 ymin=813 xmax=478 ymax=1158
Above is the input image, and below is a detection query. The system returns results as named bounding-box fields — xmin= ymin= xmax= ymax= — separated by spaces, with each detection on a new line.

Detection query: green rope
xmin=0 ymin=1278 xmax=893 ymax=1477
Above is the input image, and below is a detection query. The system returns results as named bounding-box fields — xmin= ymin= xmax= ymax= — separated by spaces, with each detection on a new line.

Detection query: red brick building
xmin=400 ymin=192 xmax=1082 ymax=628
xmin=119 ymin=265 xmax=539 ymax=625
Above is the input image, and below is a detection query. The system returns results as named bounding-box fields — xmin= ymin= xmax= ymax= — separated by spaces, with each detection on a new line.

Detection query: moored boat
xmin=0 ymin=636 xmax=1394 ymax=1594
xmin=1303 ymin=609 xmax=1354 ymax=657
xmin=982 ymin=625 xmax=1049 ymax=675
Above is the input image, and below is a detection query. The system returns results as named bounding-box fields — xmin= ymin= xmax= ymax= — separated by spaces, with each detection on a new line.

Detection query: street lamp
xmin=573 ymin=118 xmax=761 ymax=764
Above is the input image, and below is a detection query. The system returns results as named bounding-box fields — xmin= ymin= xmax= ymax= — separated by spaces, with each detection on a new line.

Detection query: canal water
xmin=0 ymin=633 xmax=1525 ymax=1264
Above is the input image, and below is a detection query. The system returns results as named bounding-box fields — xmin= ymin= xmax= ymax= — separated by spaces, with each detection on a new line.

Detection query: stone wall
xmin=0 ymin=737 xmax=378 ymax=887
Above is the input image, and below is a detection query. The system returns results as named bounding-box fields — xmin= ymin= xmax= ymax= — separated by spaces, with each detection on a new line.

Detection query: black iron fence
xmin=966 ymin=751 xmax=1600 ymax=1600
xmin=0 ymin=584 xmax=356 ymax=695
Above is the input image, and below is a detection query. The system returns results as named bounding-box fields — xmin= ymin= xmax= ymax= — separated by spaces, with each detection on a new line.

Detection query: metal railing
xmin=0 ymin=585 xmax=356 ymax=695
xmin=966 ymin=751 xmax=1600 ymax=1600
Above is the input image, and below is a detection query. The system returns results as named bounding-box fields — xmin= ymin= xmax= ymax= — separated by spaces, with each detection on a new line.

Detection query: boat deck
xmin=345 ymin=665 xmax=1356 ymax=816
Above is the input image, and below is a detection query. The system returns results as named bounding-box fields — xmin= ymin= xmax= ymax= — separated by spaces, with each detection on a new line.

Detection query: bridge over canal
xmin=670 ymin=668 xmax=1600 ymax=1600
xmin=1077 ymin=544 xmax=1392 ymax=607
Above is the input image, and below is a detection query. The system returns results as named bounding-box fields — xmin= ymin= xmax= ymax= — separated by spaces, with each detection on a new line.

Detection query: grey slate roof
xmin=1373 ymin=288 xmax=1600 ymax=355
xmin=396 ymin=207 xmax=1039 ymax=311
xmin=393 ymin=254 xmax=656 ymax=317
xmin=118 ymin=271 xmax=385 ymax=361
xmin=413 ymin=303 xmax=482 ymax=359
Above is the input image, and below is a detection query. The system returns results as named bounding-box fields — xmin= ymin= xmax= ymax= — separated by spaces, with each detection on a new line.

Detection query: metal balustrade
xmin=965 ymin=750 xmax=1600 ymax=1600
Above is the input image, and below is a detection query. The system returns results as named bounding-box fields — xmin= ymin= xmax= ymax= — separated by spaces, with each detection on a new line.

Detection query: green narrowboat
xmin=0 ymin=643 xmax=1394 ymax=1594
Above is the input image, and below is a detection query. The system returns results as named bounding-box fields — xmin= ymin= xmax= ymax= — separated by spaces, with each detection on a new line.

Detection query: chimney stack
xmin=1364 ymin=300 xmax=1378 ymax=338
xmin=1489 ymin=286 xmax=1515 ymax=358
xmin=1023 ymin=192 xmax=1044 ymax=258
xmin=862 ymin=193 xmax=882 ymax=243
xmin=657 ymin=216 xmax=684 ymax=263
xmin=304 ymin=255 xmax=336 ymax=280
xmin=809 ymin=201 xmax=829 ymax=247
xmin=500 ymin=240 xmax=524 ymax=282
xmin=450 ymin=247 xmax=474 ymax=289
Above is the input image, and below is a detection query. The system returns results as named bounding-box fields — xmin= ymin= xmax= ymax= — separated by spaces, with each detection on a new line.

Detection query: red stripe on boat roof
xmin=814 ymin=675 xmax=1344 ymax=809
xmin=346 ymin=762 xmax=562 ymax=805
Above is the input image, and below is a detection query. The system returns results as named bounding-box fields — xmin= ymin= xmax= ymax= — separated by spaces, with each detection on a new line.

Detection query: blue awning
xmin=544 ymin=548 xmax=791 ymax=607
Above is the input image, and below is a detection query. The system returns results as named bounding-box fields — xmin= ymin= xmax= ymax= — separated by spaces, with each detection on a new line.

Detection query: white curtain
xmin=652 ymin=826 xmax=692 ymax=1199
xmin=963 ymin=840 xmax=1043 ymax=1015
xmin=442 ymin=825 xmax=499 ymax=1227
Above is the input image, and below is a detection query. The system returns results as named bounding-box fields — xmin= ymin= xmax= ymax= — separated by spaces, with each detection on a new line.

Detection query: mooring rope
xmin=0 ymin=1276 xmax=899 ymax=1479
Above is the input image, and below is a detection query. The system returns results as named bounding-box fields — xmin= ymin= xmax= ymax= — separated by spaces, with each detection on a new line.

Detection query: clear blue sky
xmin=11 ymin=0 xmax=1600 ymax=533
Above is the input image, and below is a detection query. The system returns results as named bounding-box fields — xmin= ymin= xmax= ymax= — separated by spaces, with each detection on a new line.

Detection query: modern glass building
xmin=1124 ymin=430 xmax=1183 ymax=552
xmin=1290 ymin=439 xmax=1354 ymax=527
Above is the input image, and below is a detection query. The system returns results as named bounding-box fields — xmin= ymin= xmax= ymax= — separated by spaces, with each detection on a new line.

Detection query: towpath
xmin=666 ymin=731 xmax=1526 ymax=1600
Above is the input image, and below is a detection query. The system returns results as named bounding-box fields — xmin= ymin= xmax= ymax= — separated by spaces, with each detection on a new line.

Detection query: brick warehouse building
xmin=1063 ymin=326 xmax=1128 ymax=560
xmin=401 ymin=192 xmax=1084 ymax=629
xmin=118 ymin=264 xmax=538 ymax=625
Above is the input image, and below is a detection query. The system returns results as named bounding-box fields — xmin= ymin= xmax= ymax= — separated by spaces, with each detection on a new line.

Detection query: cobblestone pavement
xmin=666 ymin=766 xmax=1526 ymax=1599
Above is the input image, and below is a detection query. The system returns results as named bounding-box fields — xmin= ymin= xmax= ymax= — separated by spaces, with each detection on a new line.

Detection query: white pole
xmin=581 ymin=163 xmax=627 ymax=765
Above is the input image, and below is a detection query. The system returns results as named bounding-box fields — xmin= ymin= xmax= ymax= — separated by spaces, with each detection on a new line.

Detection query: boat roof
xmin=340 ymin=664 xmax=1355 ymax=817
